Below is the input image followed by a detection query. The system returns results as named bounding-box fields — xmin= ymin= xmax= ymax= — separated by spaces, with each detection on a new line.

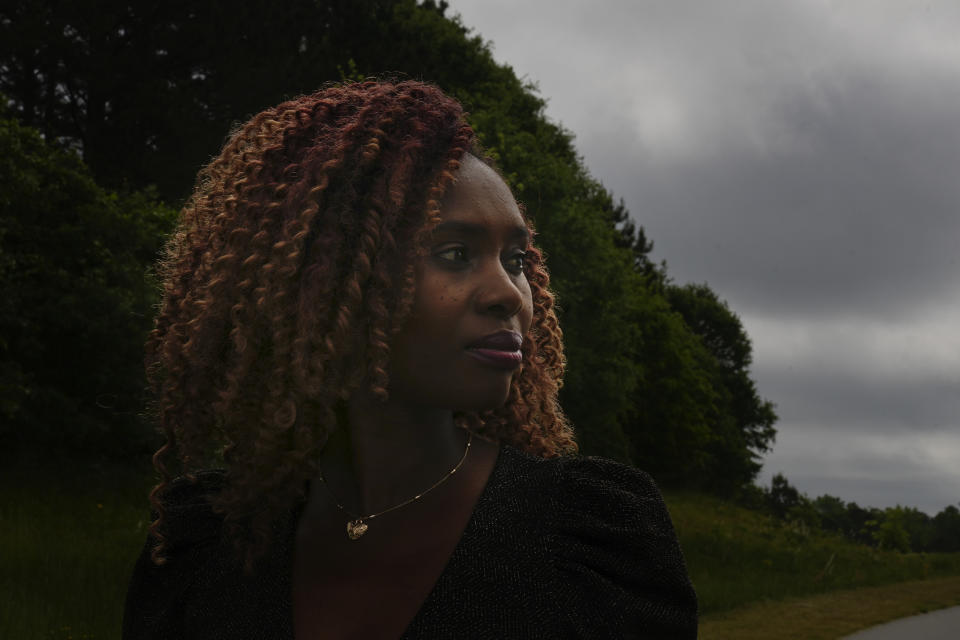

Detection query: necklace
xmin=317 ymin=432 xmax=473 ymax=540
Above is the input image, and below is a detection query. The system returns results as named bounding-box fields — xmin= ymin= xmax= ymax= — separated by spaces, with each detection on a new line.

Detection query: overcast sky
xmin=449 ymin=0 xmax=960 ymax=515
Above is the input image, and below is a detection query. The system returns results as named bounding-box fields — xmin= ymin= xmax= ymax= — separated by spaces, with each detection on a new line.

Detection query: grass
xmin=2 ymin=457 xmax=959 ymax=639
xmin=664 ymin=490 xmax=960 ymax=615
xmin=699 ymin=575 xmax=960 ymax=639
xmin=0 ymin=454 xmax=155 ymax=640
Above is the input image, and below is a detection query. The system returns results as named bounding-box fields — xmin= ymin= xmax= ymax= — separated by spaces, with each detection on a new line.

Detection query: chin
xmin=469 ymin=392 xmax=514 ymax=413
xmin=447 ymin=383 xmax=514 ymax=414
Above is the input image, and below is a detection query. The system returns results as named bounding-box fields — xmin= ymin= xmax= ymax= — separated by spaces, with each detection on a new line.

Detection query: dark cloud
xmin=761 ymin=461 xmax=960 ymax=516
xmin=450 ymin=0 xmax=960 ymax=511
xmin=759 ymin=425 xmax=960 ymax=514
xmin=583 ymin=65 xmax=960 ymax=317
xmin=754 ymin=365 xmax=960 ymax=433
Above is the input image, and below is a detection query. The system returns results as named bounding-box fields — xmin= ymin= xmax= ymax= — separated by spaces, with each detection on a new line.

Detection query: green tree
xmin=665 ymin=283 xmax=777 ymax=486
xmin=2 ymin=0 xmax=779 ymax=487
xmin=2 ymin=0 xmax=379 ymax=200
xmin=767 ymin=473 xmax=802 ymax=519
xmin=0 ymin=114 xmax=176 ymax=457
xmin=0 ymin=0 xmax=650 ymax=460
xmin=870 ymin=507 xmax=912 ymax=552
xmin=625 ymin=301 xmax=723 ymax=486
xmin=899 ymin=506 xmax=933 ymax=551
xmin=931 ymin=505 xmax=960 ymax=552
xmin=0 ymin=1 xmax=533 ymax=204
xmin=814 ymin=494 xmax=853 ymax=535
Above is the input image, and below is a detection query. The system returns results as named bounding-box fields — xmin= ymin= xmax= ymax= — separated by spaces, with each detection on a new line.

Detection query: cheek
xmin=519 ymin=282 xmax=535 ymax=333
xmin=414 ymin=282 xmax=465 ymax=326
xmin=403 ymin=279 xmax=469 ymax=349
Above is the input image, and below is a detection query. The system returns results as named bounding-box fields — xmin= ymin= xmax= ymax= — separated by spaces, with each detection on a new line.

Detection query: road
xmin=841 ymin=605 xmax=960 ymax=639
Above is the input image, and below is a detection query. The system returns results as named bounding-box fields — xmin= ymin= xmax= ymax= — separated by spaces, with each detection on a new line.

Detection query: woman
xmin=123 ymin=80 xmax=697 ymax=639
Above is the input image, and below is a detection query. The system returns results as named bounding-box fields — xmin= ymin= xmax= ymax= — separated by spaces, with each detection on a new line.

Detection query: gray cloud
xmin=450 ymin=0 xmax=960 ymax=511
xmin=755 ymin=365 xmax=960 ymax=433
xmin=759 ymin=425 xmax=960 ymax=514
xmin=612 ymin=70 xmax=960 ymax=316
xmin=456 ymin=0 xmax=960 ymax=316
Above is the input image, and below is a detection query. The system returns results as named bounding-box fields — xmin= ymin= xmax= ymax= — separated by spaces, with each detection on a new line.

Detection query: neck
xmin=315 ymin=391 xmax=469 ymax=515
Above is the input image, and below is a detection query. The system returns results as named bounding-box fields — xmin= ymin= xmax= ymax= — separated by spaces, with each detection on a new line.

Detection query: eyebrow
xmin=432 ymin=220 xmax=530 ymax=243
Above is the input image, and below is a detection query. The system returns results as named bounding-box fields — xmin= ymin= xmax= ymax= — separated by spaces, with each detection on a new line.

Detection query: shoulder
xmin=503 ymin=449 xmax=699 ymax=639
xmin=132 ymin=467 xmax=229 ymax=565
xmin=123 ymin=470 xmax=227 ymax=639
xmin=155 ymin=470 xmax=228 ymax=550
xmin=497 ymin=445 xmax=679 ymax=537
xmin=555 ymin=455 xmax=680 ymax=545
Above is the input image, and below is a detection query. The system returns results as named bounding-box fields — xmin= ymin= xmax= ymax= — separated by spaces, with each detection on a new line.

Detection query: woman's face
xmin=386 ymin=154 xmax=534 ymax=412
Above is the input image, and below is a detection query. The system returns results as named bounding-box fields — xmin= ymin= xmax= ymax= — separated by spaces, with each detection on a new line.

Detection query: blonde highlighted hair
xmin=146 ymin=80 xmax=575 ymax=570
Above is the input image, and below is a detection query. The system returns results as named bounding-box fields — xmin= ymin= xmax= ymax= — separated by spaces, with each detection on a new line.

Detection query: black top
xmin=123 ymin=444 xmax=698 ymax=639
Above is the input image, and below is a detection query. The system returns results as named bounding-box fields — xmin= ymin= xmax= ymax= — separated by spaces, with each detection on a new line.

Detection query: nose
xmin=475 ymin=261 xmax=525 ymax=319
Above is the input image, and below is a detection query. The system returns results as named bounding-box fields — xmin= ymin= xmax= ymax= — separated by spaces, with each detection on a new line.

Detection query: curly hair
xmin=146 ymin=80 xmax=574 ymax=570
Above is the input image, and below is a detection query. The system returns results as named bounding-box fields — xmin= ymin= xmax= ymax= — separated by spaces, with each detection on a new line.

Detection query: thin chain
xmin=317 ymin=432 xmax=473 ymax=522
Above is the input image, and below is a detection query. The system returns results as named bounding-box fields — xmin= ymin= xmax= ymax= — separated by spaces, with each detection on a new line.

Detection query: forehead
xmin=437 ymin=155 xmax=527 ymax=235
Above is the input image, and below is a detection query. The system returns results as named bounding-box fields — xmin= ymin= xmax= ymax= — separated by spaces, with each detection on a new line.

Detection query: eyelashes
xmin=433 ymin=245 xmax=527 ymax=275
xmin=435 ymin=246 xmax=468 ymax=263
xmin=505 ymin=251 xmax=527 ymax=274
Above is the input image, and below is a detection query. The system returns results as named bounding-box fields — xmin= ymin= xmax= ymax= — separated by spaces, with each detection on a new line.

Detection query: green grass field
xmin=699 ymin=576 xmax=960 ymax=639
xmin=2 ymin=459 xmax=959 ymax=639
xmin=665 ymin=490 xmax=960 ymax=615
xmin=0 ymin=456 xmax=155 ymax=640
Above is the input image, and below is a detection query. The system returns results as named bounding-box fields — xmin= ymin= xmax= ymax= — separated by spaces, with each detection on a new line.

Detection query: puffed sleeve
xmin=553 ymin=456 xmax=698 ymax=639
xmin=122 ymin=471 xmax=226 ymax=640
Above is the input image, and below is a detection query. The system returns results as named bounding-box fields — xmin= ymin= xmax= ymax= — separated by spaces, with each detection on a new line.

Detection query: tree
xmin=767 ymin=473 xmax=802 ymax=519
xmin=0 ymin=113 xmax=176 ymax=457
xmin=625 ymin=299 xmax=724 ymax=486
xmin=0 ymin=0 xmax=647 ymax=460
xmin=2 ymin=0 xmax=778 ymax=487
xmin=814 ymin=494 xmax=852 ymax=535
xmin=931 ymin=505 xmax=960 ymax=552
xmin=840 ymin=502 xmax=877 ymax=546
xmin=898 ymin=506 xmax=932 ymax=552
xmin=664 ymin=283 xmax=777 ymax=485
xmin=870 ymin=507 xmax=912 ymax=552
xmin=2 ymin=0 xmax=383 ymax=200
xmin=0 ymin=1 xmax=538 ymax=204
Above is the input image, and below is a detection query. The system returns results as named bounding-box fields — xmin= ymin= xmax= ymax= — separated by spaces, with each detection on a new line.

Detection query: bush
xmin=0 ymin=115 xmax=176 ymax=458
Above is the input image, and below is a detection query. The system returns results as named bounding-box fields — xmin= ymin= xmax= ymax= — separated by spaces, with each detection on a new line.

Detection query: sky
xmin=448 ymin=0 xmax=960 ymax=515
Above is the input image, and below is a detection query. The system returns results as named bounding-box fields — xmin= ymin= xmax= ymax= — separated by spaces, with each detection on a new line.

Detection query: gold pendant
xmin=346 ymin=519 xmax=368 ymax=540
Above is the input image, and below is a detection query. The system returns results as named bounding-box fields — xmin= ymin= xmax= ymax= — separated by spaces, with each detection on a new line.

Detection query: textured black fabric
xmin=123 ymin=444 xmax=698 ymax=639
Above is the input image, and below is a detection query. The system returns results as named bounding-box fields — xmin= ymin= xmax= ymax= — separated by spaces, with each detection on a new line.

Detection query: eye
xmin=435 ymin=246 xmax=469 ymax=264
xmin=504 ymin=251 xmax=527 ymax=275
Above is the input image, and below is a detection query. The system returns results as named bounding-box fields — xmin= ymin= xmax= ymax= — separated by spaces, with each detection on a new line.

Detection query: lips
xmin=466 ymin=330 xmax=524 ymax=370
xmin=467 ymin=330 xmax=523 ymax=351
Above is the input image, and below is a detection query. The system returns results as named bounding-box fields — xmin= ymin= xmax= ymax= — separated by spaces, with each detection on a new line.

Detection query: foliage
xmin=1 ymin=0 xmax=527 ymax=204
xmin=0 ymin=113 xmax=176 ymax=457
xmin=931 ymin=506 xmax=960 ymax=552
xmin=869 ymin=507 xmax=911 ymax=553
xmin=751 ymin=474 xmax=960 ymax=554
xmin=0 ymin=0 xmax=780 ymax=492
xmin=664 ymin=284 xmax=778 ymax=486
xmin=666 ymin=488 xmax=960 ymax=616
xmin=618 ymin=284 xmax=779 ymax=492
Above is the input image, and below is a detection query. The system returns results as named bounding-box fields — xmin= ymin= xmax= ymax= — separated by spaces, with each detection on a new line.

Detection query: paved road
xmin=841 ymin=605 xmax=960 ymax=639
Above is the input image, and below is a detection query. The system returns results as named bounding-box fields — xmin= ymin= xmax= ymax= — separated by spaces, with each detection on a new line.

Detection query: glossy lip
xmin=465 ymin=330 xmax=524 ymax=370
xmin=466 ymin=330 xmax=523 ymax=351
